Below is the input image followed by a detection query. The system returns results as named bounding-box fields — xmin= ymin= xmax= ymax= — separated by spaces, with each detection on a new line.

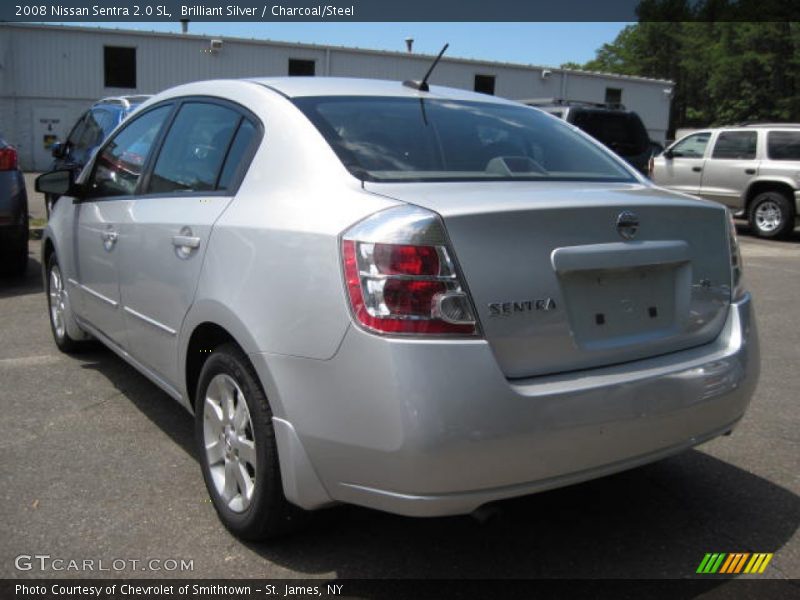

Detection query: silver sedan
xmin=37 ymin=77 xmax=759 ymax=540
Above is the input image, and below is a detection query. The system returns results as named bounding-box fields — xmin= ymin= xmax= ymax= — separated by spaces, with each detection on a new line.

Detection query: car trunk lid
xmin=364 ymin=181 xmax=732 ymax=378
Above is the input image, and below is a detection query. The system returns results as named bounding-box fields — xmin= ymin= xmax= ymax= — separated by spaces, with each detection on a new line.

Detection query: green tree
xmin=577 ymin=2 xmax=800 ymax=136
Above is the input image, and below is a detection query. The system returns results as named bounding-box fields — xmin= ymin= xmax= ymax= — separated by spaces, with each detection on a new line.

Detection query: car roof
xmin=245 ymin=77 xmax=521 ymax=105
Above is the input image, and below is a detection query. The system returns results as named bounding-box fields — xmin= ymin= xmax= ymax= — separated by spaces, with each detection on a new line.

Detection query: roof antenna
xmin=403 ymin=43 xmax=449 ymax=92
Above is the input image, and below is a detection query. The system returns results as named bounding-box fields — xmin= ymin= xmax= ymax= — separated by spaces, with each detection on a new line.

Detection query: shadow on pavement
xmin=0 ymin=245 xmax=42 ymax=298
xmin=76 ymin=346 xmax=799 ymax=581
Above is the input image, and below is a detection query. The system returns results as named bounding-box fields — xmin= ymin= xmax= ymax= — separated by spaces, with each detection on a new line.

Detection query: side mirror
xmin=51 ymin=142 xmax=67 ymax=159
xmin=35 ymin=169 xmax=82 ymax=198
xmin=662 ymin=149 xmax=674 ymax=159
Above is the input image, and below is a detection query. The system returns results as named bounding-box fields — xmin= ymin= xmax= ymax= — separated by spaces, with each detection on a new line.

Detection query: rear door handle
xmin=172 ymin=235 xmax=201 ymax=249
xmin=692 ymin=166 xmax=703 ymax=172
xmin=101 ymin=228 xmax=118 ymax=251
xmin=745 ymin=168 xmax=756 ymax=175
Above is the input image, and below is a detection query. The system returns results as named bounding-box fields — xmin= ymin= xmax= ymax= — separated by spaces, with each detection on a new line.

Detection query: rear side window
xmin=767 ymin=131 xmax=800 ymax=160
xmin=217 ymin=120 xmax=258 ymax=191
xmin=670 ymin=133 xmax=710 ymax=158
xmin=712 ymin=131 xmax=757 ymax=159
xmin=88 ymin=105 xmax=172 ymax=198
xmin=148 ymin=102 xmax=242 ymax=194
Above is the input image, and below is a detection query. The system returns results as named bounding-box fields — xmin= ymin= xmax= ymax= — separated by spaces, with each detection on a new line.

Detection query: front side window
xmin=147 ymin=102 xmax=243 ymax=194
xmin=767 ymin=131 xmax=800 ymax=160
xmin=87 ymin=105 xmax=171 ymax=198
xmin=712 ymin=131 xmax=757 ymax=159
xmin=294 ymin=97 xmax=635 ymax=183
xmin=670 ymin=132 xmax=710 ymax=158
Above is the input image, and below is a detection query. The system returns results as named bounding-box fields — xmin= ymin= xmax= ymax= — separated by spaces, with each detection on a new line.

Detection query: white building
xmin=0 ymin=23 xmax=674 ymax=170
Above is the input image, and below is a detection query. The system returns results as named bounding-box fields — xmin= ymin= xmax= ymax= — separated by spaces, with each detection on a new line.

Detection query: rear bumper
xmin=254 ymin=293 xmax=759 ymax=516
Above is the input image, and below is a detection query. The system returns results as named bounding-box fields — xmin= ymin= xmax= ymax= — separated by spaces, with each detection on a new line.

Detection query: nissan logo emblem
xmin=616 ymin=211 xmax=639 ymax=240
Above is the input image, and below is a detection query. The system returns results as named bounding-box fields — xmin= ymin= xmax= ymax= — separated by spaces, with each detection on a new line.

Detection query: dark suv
xmin=46 ymin=95 xmax=151 ymax=217
xmin=523 ymin=99 xmax=653 ymax=174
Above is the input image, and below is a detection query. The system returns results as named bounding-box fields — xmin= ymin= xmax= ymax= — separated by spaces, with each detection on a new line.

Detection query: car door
xmin=74 ymin=104 xmax=174 ymax=346
xmin=698 ymin=129 xmax=759 ymax=210
xmin=653 ymin=131 xmax=711 ymax=195
xmin=118 ymin=100 xmax=261 ymax=387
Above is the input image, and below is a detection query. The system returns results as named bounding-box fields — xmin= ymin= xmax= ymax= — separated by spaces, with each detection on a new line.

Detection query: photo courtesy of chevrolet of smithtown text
xmin=0 ymin=0 xmax=798 ymax=598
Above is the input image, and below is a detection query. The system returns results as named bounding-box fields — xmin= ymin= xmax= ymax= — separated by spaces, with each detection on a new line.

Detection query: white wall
xmin=0 ymin=24 xmax=674 ymax=170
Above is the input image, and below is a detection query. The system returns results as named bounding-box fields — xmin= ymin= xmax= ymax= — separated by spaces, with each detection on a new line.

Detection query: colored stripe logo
xmin=696 ymin=553 xmax=773 ymax=574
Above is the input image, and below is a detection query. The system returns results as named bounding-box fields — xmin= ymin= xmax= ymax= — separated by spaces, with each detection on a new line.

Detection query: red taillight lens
xmin=343 ymin=239 xmax=476 ymax=335
xmin=374 ymin=243 xmax=440 ymax=276
xmin=0 ymin=147 xmax=18 ymax=171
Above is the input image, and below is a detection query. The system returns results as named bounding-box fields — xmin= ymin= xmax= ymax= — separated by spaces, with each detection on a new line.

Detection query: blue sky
xmin=57 ymin=22 xmax=630 ymax=67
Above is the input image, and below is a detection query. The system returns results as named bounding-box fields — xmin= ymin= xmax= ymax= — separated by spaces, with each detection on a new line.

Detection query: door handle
xmin=101 ymin=228 xmax=118 ymax=251
xmin=692 ymin=166 xmax=703 ymax=172
xmin=172 ymin=235 xmax=201 ymax=249
xmin=745 ymin=168 xmax=756 ymax=175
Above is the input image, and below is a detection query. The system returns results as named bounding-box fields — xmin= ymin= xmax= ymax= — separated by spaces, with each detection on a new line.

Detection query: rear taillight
xmin=0 ymin=147 xmax=18 ymax=171
xmin=728 ymin=210 xmax=745 ymax=301
xmin=342 ymin=206 xmax=477 ymax=335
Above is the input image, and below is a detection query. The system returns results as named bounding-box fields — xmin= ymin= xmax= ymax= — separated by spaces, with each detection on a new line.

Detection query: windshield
xmin=570 ymin=110 xmax=650 ymax=156
xmin=293 ymin=96 xmax=636 ymax=183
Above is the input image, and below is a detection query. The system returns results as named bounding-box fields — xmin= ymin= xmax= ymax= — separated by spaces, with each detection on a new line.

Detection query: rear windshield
xmin=570 ymin=110 xmax=650 ymax=156
xmin=767 ymin=131 xmax=800 ymax=160
xmin=293 ymin=96 xmax=635 ymax=183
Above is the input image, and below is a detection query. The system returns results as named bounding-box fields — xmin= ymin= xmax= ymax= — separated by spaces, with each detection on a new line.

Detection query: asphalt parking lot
xmin=1 ymin=182 xmax=798 ymax=582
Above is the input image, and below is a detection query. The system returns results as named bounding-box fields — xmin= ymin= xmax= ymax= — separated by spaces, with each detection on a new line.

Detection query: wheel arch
xmin=180 ymin=300 xmax=285 ymax=418
xmin=744 ymin=179 xmax=796 ymax=214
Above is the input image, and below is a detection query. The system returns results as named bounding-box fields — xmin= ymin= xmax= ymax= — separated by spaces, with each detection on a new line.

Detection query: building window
xmin=474 ymin=74 xmax=495 ymax=95
xmin=288 ymin=59 xmax=315 ymax=76
xmin=605 ymin=87 xmax=622 ymax=106
xmin=104 ymin=46 xmax=136 ymax=88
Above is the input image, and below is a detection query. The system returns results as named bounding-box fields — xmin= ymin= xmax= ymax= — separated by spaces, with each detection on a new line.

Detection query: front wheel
xmin=196 ymin=344 xmax=305 ymax=540
xmin=46 ymin=253 xmax=87 ymax=352
xmin=748 ymin=191 xmax=795 ymax=239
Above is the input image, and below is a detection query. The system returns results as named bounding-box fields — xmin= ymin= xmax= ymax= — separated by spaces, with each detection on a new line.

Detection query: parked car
xmin=0 ymin=138 xmax=28 ymax=277
xmin=45 ymin=95 xmax=151 ymax=217
xmin=37 ymin=78 xmax=759 ymax=540
xmin=651 ymin=124 xmax=800 ymax=239
xmin=522 ymin=99 xmax=653 ymax=174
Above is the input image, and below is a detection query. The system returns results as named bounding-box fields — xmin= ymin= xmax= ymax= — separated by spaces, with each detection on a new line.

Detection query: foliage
xmin=577 ymin=2 xmax=800 ymax=136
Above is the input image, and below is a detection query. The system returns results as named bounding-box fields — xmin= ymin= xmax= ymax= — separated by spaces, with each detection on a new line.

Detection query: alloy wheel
xmin=203 ymin=373 xmax=258 ymax=512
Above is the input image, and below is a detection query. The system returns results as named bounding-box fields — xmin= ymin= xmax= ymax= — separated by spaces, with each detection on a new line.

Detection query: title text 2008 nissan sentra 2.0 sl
xmin=37 ymin=77 xmax=759 ymax=540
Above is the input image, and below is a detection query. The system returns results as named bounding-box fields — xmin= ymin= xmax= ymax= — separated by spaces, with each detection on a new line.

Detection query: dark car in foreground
xmin=0 ymin=138 xmax=28 ymax=277
xmin=45 ymin=95 xmax=151 ymax=217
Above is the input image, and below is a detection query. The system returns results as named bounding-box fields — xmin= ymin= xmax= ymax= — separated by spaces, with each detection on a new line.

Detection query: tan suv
xmin=652 ymin=124 xmax=800 ymax=238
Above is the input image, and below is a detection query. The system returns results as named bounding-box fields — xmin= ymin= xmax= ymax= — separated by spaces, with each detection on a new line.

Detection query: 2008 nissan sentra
xmin=36 ymin=77 xmax=759 ymax=540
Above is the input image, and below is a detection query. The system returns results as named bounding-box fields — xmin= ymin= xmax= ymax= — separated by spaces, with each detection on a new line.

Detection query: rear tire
xmin=748 ymin=191 xmax=795 ymax=239
xmin=196 ymin=343 xmax=306 ymax=540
